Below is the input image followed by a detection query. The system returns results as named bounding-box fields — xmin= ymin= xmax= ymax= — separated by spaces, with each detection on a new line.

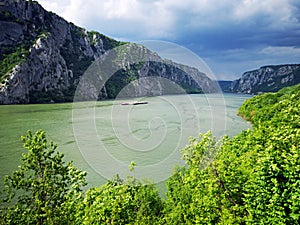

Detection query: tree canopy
xmin=1 ymin=84 xmax=299 ymax=224
xmin=0 ymin=130 xmax=87 ymax=224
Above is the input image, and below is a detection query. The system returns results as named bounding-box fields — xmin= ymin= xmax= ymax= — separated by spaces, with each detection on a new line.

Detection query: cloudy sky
xmin=37 ymin=0 xmax=300 ymax=80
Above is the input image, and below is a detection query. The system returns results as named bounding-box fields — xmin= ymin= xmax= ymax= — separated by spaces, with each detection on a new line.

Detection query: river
xmin=0 ymin=93 xmax=251 ymax=190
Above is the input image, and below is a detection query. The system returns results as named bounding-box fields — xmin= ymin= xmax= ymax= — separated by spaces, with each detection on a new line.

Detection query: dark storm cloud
xmin=38 ymin=0 xmax=300 ymax=79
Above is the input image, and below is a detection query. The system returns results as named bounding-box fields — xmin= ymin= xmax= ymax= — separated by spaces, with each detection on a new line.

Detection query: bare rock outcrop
xmin=0 ymin=0 xmax=218 ymax=104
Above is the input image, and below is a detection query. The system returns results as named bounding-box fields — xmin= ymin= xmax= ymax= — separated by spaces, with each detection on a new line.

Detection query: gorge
xmin=0 ymin=0 xmax=218 ymax=104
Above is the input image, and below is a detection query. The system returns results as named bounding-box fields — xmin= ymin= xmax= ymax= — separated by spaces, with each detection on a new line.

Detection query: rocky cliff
xmin=0 ymin=0 xmax=218 ymax=104
xmin=230 ymin=64 xmax=300 ymax=94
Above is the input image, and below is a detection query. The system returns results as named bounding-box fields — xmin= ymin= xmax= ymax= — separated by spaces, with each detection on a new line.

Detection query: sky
xmin=37 ymin=0 xmax=300 ymax=80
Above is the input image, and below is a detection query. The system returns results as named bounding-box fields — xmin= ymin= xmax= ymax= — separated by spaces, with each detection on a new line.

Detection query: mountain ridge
xmin=228 ymin=64 xmax=300 ymax=94
xmin=0 ymin=0 xmax=218 ymax=104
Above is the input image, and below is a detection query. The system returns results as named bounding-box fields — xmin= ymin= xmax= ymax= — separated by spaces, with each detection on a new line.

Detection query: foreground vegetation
xmin=1 ymin=84 xmax=299 ymax=224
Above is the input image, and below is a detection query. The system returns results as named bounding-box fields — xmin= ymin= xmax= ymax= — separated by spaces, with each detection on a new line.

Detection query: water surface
xmin=0 ymin=94 xmax=251 ymax=189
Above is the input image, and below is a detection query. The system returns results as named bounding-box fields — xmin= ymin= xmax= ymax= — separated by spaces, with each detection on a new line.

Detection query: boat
xmin=121 ymin=101 xmax=148 ymax=105
xmin=132 ymin=101 xmax=148 ymax=105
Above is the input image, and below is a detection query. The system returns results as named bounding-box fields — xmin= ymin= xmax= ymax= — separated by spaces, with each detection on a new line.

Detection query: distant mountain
xmin=217 ymin=81 xmax=232 ymax=93
xmin=230 ymin=64 xmax=300 ymax=94
xmin=0 ymin=0 xmax=218 ymax=104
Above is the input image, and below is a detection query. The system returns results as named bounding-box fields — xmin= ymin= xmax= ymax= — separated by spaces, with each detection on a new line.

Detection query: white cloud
xmin=260 ymin=46 xmax=300 ymax=57
xmin=233 ymin=0 xmax=297 ymax=28
xmin=38 ymin=0 xmax=68 ymax=14
xmin=39 ymin=0 xmax=177 ymax=39
xmin=36 ymin=0 xmax=300 ymax=79
xmin=37 ymin=0 xmax=299 ymax=38
xmin=103 ymin=0 xmax=141 ymax=19
xmin=206 ymin=45 xmax=300 ymax=79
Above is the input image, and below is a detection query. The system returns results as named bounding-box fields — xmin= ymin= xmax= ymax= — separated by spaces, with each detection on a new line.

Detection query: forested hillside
xmin=1 ymin=84 xmax=299 ymax=224
xmin=163 ymin=84 xmax=300 ymax=224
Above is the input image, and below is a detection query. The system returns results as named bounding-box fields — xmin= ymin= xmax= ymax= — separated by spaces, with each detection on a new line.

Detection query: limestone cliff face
xmin=0 ymin=0 xmax=112 ymax=103
xmin=0 ymin=0 xmax=218 ymax=104
xmin=230 ymin=64 xmax=300 ymax=94
xmin=75 ymin=43 xmax=219 ymax=101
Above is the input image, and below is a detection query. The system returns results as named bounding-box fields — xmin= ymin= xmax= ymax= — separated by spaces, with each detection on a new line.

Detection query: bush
xmin=0 ymin=130 xmax=87 ymax=224
xmin=163 ymin=84 xmax=300 ymax=224
xmin=76 ymin=175 xmax=164 ymax=225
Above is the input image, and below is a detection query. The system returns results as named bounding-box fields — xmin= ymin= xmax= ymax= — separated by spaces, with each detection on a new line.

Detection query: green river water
xmin=0 ymin=93 xmax=251 ymax=190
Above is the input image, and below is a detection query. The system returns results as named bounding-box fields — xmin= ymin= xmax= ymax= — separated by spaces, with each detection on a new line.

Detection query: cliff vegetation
xmin=0 ymin=0 xmax=218 ymax=104
xmin=230 ymin=64 xmax=300 ymax=94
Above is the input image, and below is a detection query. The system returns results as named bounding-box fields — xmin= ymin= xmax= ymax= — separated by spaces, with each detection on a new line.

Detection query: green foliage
xmin=243 ymin=126 xmax=300 ymax=224
xmin=0 ymin=10 xmax=22 ymax=23
xmin=87 ymin=30 xmax=127 ymax=50
xmin=128 ymin=161 xmax=136 ymax=172
xmin=238 ymin=83 xmax=300 ymax=126
xmin=163 ymin=133 xmax=246 ymax=224
xmin=28 ymin=88 xmax=74 ymax=104
xmin=76 ymin=175 xmax=164 ymax=224
xmin=103 ymin=68 xmax=139 ymax=99
xmin=0 ymin=130 xmax=87 ymax=224
xmin=1 ymin=84 xmax=299 ymax=224
xmin=0 ymin=10 xmax=47 ymax=83
xmin=181 ymin=131 xmax=220 ymax=169
xmin=0 ymin=45 xmax=29 ymax=84
xmin=235 ymin=84 xmax=300 ymax=224
xmin=163 ymin=84 xmax=300 ymax=224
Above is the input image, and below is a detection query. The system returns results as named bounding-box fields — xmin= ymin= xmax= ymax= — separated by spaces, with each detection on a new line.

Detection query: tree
xmin=76 ymin=174 xmax=164 ymax=225
xmin=163 ymin=132 xmax=245 ymax=224
xmin=0 ymin=130 xmax=87 ymax=224
xmin=163 ymin=84 xmax=300 ymax=224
